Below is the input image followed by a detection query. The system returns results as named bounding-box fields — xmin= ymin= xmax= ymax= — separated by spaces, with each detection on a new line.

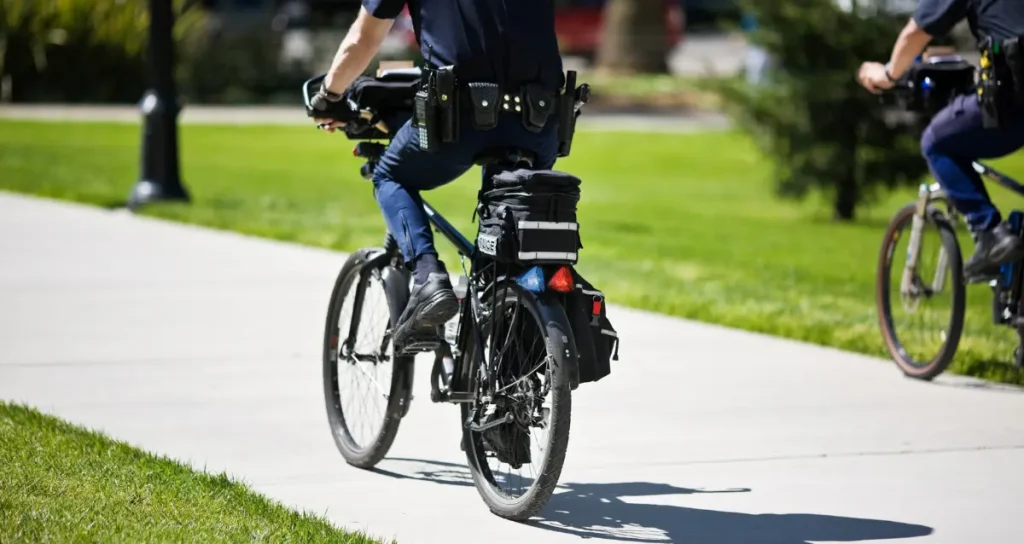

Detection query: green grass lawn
xmin=2 ymin=119 xmax=1023 ymax=384
xmin=0 ymin=401 xmax=387 ymax=543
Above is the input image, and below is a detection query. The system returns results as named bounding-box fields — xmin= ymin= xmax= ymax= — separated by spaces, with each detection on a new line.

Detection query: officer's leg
xmin=372 ymin=120 xmax=475 ymax=346
xmin=921 ymin=94 xmax=1024 ymax=277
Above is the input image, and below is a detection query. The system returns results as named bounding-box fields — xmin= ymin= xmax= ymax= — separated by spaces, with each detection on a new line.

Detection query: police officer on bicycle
xmin=858 ymin=0 xmax=1024 ymax=281
xmin=308 ymin=1 xmax=566 ymax=350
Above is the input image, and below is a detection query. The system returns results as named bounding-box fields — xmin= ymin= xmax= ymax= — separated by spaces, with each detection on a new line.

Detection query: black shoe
xmin=392 ymin=273 xmax=458 ymax=354
xmin=964 ymin=223 xmax=1024 ymax=281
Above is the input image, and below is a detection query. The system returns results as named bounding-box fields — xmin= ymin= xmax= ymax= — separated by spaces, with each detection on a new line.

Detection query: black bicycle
xmin=876 ymin=55 xmax=1024 ymax=380
xmin=304 ymin=68 xmax=618 ymax=521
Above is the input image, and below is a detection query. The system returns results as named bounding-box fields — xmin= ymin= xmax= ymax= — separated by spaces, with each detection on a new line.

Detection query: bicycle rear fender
xmin=541 ymin=291 xmax=581 ymax=390
xmin=489 ymin=281 xmax=581 ymax=391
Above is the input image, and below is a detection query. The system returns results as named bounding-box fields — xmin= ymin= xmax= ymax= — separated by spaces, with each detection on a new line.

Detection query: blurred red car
xmin=391 ymin=0 xmax=686 ymax=60
xmin=554 ymin=0 xmax=686 ymax=59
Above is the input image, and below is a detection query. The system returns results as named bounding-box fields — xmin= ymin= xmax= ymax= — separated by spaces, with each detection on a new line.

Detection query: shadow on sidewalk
xmin=372 ymin=457 xmax=934 ymax=543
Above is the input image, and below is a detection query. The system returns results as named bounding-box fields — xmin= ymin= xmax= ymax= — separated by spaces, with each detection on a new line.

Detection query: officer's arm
xmin=323 ymin=3 xmax=404 ymax=94
xmin=887 ymin=0 xmax=967 ymax=80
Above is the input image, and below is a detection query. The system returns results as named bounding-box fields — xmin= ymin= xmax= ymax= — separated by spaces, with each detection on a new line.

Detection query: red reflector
xmin=592 ymin=299 xmax=602 ymax=315
xmin=352 ymin=146 xmax=360 ymax=157
xmin=548 ymin=266 xmax=574 ymax=293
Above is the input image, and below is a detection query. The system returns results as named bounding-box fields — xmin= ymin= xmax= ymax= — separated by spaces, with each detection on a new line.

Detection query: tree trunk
xmin=833 ymin=173 xmax=857 ymax=220
xmin=594 ymin=0 xmax=670 ymax=75
xmin=831 ymin=119 xmax=861 ymax=221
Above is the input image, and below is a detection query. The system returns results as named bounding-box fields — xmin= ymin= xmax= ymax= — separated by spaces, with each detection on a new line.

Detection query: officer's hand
xmin=314 ymin=118 xmax=347 ymax=133
xmin=857 ymin=62 xmax=894 ymax=94
xmin=310 ymin=82 xmax=356 ymax=132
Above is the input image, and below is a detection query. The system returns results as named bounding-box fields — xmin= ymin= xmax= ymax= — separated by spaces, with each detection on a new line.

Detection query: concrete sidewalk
xmin=1 ymin=190 xmax=1023 ymax=544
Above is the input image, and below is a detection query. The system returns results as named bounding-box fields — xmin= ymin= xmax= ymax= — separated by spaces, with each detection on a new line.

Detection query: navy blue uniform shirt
xmin=362 ymin=0 xmax=564 ymax=92
xmin=914 ymin=0 xmax=1024 ymax=41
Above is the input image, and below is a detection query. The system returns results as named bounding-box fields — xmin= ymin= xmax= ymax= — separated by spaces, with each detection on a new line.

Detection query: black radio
xmin=414 ymin=68 xmax=439 ymax=152
xmin=413 ymin=65 xmax=461 ymax=152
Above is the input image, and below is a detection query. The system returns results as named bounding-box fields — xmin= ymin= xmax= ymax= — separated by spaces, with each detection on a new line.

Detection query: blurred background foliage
xmin=711 ymin=0 xmax=968 ymax=220
xmin=0 ymin=0 xmax=979 ymax=220
xmin=0 ymin=0 xmax=349 ymax=104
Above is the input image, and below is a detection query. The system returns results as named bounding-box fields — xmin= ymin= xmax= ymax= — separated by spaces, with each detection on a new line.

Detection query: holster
xmin=979 ymin=36 xmax=1024 ymax=129
xmin=557 ymin=71 xmax=580 ymax=157
xmin=1004 ymin=37 xmax=1024 ymax=106
xmin=467 ymin=83 xmax=501 ymax=130
xmin=413 ymin=65 xmax=460 ymax=152
xmin=435 ymin=65 xmax=459 ymax=143
xmin=522 ymin=84 xmax=556 ymax=133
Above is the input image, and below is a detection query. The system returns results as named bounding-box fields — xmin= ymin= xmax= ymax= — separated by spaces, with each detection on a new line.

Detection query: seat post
xmin=504 ymin=149 xmax=534 ymax=169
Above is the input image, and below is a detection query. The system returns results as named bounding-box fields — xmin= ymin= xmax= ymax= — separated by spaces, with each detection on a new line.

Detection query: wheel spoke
xmin=879 ymin=207 xmax=964 ymax=379
xmin=324 ymin=259 xmax=403 ymax=467
xmin=462 ymin=283 xmax=567 ymax=516
xmin=353 ymin=362 xmax=391 ymax=400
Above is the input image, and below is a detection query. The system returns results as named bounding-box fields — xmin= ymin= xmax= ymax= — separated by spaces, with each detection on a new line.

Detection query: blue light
xmin=516 ymin=266 xmax=546 ymax=293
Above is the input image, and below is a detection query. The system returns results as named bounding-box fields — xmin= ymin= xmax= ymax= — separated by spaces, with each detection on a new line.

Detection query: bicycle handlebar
xmin=302 ymin=73 xmax=397 ymax=139
xmin=869 ymin=55 xmax=977 ymax=110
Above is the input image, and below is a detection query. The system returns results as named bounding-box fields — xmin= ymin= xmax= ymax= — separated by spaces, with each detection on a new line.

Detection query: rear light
xmin=548 ymin=266 xmax=574 ymax=293
xmin=517 ymin=266 xmax=546 ymax=293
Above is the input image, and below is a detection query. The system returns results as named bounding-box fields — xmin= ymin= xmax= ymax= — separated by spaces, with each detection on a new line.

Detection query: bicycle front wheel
xmin=323 ymin=248 xmax=413 ymax=469
xmin=876 ymin=203 xmax=966 ymax=380
xmin=461 ymin=280 xmax=572 ymax=521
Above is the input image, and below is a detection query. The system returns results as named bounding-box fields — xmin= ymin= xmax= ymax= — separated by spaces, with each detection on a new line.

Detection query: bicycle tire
xmin=876 ymin=203 xmax=966 ymax=381
xmin=323 ymin=248 xmax=413 ymax=469
xmin=461 ymin=281 xmax=573 ymax=521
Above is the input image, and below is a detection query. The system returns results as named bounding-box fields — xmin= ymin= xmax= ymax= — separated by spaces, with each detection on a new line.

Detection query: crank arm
xmin=467 ymin=412 xmax=513 ymax=433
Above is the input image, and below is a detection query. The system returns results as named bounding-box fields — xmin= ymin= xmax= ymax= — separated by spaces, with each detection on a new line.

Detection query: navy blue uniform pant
xmin=372 ymin=115 xmax=559 ymax=264
xmin=922 ymin=94 xmax=1024 ymax=231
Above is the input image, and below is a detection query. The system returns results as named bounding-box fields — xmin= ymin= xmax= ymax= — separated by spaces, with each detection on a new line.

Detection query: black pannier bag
xmin=346 ymin=73 xmax=420 ymax=112
xmin=343 ymin=74 xmax=421 ymax=140
xmin=475 ymin=169 xmax=582 ymax=265
xmin=905 ymin=57 xmax=977 ymax=115
xmin=564 ymin=270 xmax=619 ymax=384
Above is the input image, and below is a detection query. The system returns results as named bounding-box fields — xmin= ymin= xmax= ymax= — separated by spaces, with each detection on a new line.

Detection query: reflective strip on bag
xmin=575 ymin=284 xmax=604 ymax=298
xmin=518 ymin=251 xmax=577 ymax=260
xmin=517 ymin=221 xmax=578 ymax=231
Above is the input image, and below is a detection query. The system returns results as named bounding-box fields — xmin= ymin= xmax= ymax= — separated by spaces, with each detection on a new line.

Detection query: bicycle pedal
xmin=966 ymin=273 xmax=999 ymax=285
xmin=396 ymin=334 xmax=441 ymax=356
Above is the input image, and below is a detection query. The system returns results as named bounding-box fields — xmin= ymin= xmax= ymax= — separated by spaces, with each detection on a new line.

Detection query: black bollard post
xmin=128 ymin=0 xmax=190 ymax=210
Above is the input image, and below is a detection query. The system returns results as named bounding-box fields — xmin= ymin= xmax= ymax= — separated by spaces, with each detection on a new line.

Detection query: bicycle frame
xmin=365 ymin=166 xmax=578 ymax=405
xmin=424 ymin=201 xmax=474 ymax=257
xmin=904 ymin=160 xmax=1024 ymax=297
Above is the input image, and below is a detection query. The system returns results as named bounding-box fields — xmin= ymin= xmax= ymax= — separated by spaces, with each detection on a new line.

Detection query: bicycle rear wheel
xmin=323 ymin=248 xmax=414 ymax=468
xmin=876 ymin=204 xmax=966 ymax=380
xmin=461 ymin=280 xmax=572 ymax=521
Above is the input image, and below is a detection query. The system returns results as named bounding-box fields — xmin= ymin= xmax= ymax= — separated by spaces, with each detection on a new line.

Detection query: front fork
xmin=901 ymin=183 xmax=953 ymax=298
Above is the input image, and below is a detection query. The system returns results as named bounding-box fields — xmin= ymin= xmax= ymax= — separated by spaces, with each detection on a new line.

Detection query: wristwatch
xmin=884 ymin=62 xmax=898 ymax=82
xmin=319 ymin=83 xmax=345 ymax=102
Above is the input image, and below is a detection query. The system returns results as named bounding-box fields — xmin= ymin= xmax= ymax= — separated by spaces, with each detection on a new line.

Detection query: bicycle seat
xmin=473 ymin=147 xmax=537 ymax=168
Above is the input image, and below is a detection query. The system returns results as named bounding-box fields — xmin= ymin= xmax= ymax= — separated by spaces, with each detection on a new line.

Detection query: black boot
xmin=964 ymin=222 xmax=1024 ymax=281
xmin=392 ymin=272 xmax=459 ymax=353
